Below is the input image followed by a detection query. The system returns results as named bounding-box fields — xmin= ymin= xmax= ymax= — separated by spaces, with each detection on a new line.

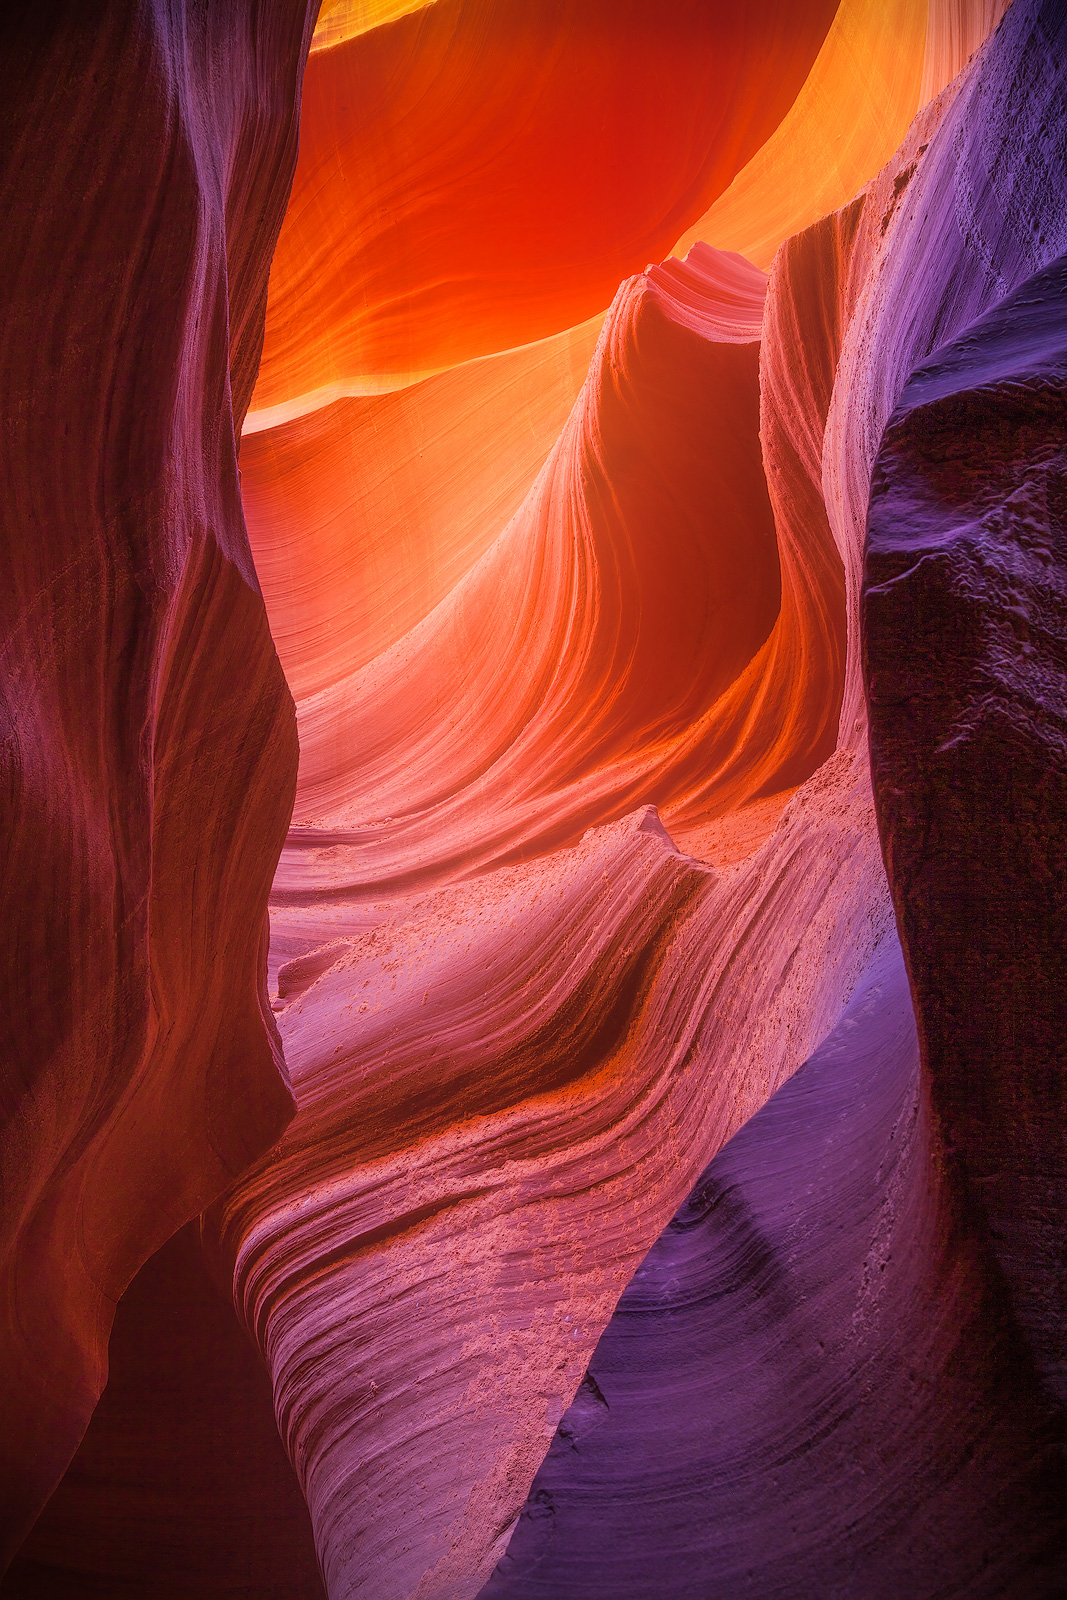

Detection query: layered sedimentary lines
xmin=225 ymin=130 xmax=901 ymax=1600
xmin=276 ymin=246 xmax=790 ymax=884
xmin=0 ymin=1 xmax=315 ymax=1563
xmin=492 ymin=2 xmax=1067 ymax=1592
xmin=219 ymin=8 xmax=1048 ymax=1595
xmin=479 ymin=936 xmax=1067 ymax=1600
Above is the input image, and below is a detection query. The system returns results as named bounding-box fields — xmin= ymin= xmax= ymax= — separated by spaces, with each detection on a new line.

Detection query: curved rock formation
xmin=485 ymin=4 xmax=1067 ymax=1592
xmin=0 ymin=0 xmax=315 ymax=1566
xmin=674 ymin=0 xmax=1010 ymax=270
xmin=252 ymin=0 xmax=839 ymax=407
xmin=478 ymin=935 xmax=1067 ymax=1600
xmin=276 ymin=246 xmax=790 ymax=883
xmin=211 ymin=227 xmax=895 ymax=1596
xmin=241 ymin=315 xmax=604 ymax=697
xmin=9 ymin=4 xmax=1067 ymax=1597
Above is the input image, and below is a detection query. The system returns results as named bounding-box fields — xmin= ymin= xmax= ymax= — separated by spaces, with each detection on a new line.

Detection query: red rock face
xmin=4 ymin=1223 xmax=326 ymax=1599
xmin=0 ymin=0 xmax=316 ymax=1565
xmin=213 ymin=227 xmax=894 ymax=1598
xmin=480 ymin=4 xmax=1067 ymax=1593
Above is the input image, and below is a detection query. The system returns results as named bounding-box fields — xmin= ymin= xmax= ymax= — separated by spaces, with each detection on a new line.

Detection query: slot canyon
xmin=1 ymin=2 xmax=1066 ymax=1596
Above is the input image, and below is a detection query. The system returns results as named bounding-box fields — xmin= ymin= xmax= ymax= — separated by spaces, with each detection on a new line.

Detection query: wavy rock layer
xmin=281 ymin=248 xmax=784 ymax=870
xmin=866 ymin=250 xmax=1067 ymax=1413
xmin=251 ymin=0 xmax=838 ymax=406
xmin=215 ymin=771 xmax=890 ymax=1600
xmin=213 ymin=215 xmax=900 ymax=1596
xmin=487 ymin=3 xmax=1067 ymax=1590
xmin=0 ymin=0 xmax=314 ymax=1566
xmin=479 ymin=935 xmax=1067 ymax=1600
xmin=241 ymin=316 xmax=604 ymax=697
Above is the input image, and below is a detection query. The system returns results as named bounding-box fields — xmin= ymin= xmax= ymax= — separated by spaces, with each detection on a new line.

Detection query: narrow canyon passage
xmin=2 ymin=3 xmax=1065 ymax=1599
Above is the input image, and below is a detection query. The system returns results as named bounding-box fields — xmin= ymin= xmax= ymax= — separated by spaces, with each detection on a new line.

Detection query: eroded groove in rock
xmin=483 ymin=7 xmax=1067 ymax=1593
xmin=0 ymin=0 xmax=316 ymax=1564
xmin=213 ymin=204 xmax=904 ymax=1592
xmin=278 ymin=247 xmax=795 ymax=889
xmin=241 ymin=316 xmax=605 ymax=698
xmin=12 ymin=4 xmax=1063 ymax=1596
xmin=211 ymin=775 xmax=891 ymax=1600
xmin=477 ymin=935 xmax=1067 ymax=1600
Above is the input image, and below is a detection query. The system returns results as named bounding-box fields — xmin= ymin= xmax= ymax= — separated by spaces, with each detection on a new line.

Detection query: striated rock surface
xmin=11 ymin=3 xmax=1066 ymax=1596
xmin=478 ymin=935 xmax=1067 ymax=1600
xmin=251 ymin=0 xmax=839 ymax=406
xmin=214 ymin=777 xmax=891 ymax=1600
xmin=0 ymin=0 xmax=315 ymax=1566
xmin=487 ymin=4 xmax=1067 ymax=1593
xmin=866 ymin=250 xmax=1067 ymax=1412
xmin=212 ymin=226 xmax=897 ymax=1596
xmin=277 ymin=246 xmax=793 ymax=877
xmin=241 ymin=315 xmax=604 ymax=696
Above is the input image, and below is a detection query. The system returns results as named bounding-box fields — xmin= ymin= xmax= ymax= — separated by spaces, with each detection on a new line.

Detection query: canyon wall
xmin=4 ymin=3 xmax=1064 ymax=1598
xmin=0 ymin=0 xmax=316 ymax=1567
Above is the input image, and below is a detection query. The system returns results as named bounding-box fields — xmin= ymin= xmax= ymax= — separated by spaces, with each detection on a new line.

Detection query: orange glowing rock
xmin=251 ymin=0 xmax=839 ymax=411
xmin=676 ymin=0 xmax=1010 ymax=269
xmin=216 ymin=226 xmax=902 ymax=1594
xmin=241 ymin=315 xmax=603 ymax=701
xmin=275 ymin=246 xmax=784 ymax=883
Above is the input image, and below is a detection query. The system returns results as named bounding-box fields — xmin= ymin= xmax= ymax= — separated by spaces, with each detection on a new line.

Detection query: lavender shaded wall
xmin=480 ymin=934 xmax=1067 ymax=1599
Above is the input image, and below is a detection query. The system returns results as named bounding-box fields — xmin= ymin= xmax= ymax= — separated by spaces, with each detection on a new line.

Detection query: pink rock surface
xmin=8 ymin=4 xmax=1066 ymax=1595
xmin=484 ymin=5 xmax=1067 ymax=1592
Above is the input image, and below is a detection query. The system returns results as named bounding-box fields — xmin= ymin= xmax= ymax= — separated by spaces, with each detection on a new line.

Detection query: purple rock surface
xmin=478 ymin=934 xmax=1066 ymax=1599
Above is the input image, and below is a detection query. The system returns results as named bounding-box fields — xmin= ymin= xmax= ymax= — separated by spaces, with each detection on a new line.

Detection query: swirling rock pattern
xmin=252 ymin=0 xmax=838 ymax=406
xmin=487 ymin=3 xmax=1067 ymax=1592
xmin=479 ymin=934 xmax=1067 ymax=1600
xmin=7 ymin=3 xmax=1067 ymax=1597
xmin=0 ymin=0 xmax=315 ymax=1566
xmin=213 ymin=228 xmax=896 ymax=1598
xmin=241 ymin=315 xmax=605 ymax=696
xmin=278 ymin=246 xmax=787 ymax=873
